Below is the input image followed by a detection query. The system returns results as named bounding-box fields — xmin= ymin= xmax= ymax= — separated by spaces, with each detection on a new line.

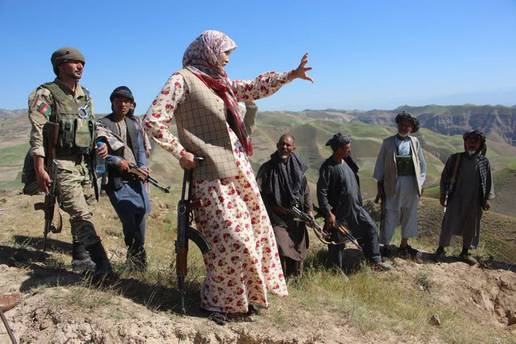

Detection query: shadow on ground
xmin=0 ymin=240 xmax=204 ymax=318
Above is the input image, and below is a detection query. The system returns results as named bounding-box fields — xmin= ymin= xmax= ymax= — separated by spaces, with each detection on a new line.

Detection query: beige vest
xmin=175 ymin=68 xmax=239 ymax=181
xmin=380 ymin=135 xmax=424 ymax=197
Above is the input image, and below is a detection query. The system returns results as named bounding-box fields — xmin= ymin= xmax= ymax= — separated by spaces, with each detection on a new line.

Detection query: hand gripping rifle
xmin=443 ymin=154 xmax=462 ymax=214
xmin=291 ymin=206 xmax=362 ymax=250
xmin=176 ymin=156 xmax=211 ymax=314
xmin=34 ymin=122 xmax=62 ymax=251
xmin=288 ymin=206 xmax=339 ymax=245
xmin=374 ymin=181 xmax=385 ymax=233
xmin=127 ymin=162 xmax=171 ymax=193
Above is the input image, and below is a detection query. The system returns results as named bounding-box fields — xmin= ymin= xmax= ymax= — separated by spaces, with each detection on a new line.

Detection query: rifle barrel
xmin=0 ymin=307 xmax=17 ymax=344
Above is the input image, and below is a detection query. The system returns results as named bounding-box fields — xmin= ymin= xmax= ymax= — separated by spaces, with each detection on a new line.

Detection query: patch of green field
xmin=0 ymin=143 xmax=28 ymax=166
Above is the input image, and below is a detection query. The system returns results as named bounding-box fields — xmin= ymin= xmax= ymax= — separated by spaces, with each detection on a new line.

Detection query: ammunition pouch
xmin=57 ymin=117 xmax=95 ymax=156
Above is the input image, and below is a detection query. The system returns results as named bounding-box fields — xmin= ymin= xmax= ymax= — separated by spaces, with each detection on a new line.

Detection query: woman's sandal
xmin=208 ymin=311 xmax=228 ymax=325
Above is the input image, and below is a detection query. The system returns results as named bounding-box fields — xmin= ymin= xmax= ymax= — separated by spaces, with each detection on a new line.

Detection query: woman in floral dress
xmin=144 ymin=30 xmax=312 ymax=321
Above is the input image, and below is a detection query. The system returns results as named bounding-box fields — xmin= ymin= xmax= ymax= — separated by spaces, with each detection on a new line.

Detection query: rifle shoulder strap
xmin=450 ymin=153 xmax=462 ymax=184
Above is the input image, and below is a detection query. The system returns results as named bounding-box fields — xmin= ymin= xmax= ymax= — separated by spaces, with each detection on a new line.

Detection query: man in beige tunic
xmin=373 ymin=111 xmax=426 ymax=258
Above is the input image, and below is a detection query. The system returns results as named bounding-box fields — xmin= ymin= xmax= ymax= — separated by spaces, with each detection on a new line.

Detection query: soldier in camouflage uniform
xmin=28 ymin=47 xmax=113 ymax=281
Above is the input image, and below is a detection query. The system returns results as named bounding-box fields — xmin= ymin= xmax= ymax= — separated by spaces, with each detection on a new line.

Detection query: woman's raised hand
xmin=288 ymin=53 xmax=313 ymax=83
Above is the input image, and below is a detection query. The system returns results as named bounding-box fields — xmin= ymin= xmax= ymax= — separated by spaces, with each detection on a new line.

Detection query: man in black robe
xmin=257 ymin=134 xmax=311 ymax=277
xmin=434 ymin=130 xmax=495 ymax=265
xmin=317 ymin=133 xmax=391 ymax=271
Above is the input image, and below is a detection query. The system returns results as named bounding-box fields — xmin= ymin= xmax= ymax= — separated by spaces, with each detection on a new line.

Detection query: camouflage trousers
xmin=55 ymin=158 xmax=100 ymax=247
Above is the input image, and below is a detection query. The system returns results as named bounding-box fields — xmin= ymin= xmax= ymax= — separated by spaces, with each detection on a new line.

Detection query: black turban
xmin=463 ymin=129 xmax=487 ymax=155
xmin=326 ymin=133 xmax=352 ymax=151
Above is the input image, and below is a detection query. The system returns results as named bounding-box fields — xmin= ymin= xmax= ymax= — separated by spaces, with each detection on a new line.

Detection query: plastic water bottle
xmin=95 ymin=142 xmax=106 ymax=175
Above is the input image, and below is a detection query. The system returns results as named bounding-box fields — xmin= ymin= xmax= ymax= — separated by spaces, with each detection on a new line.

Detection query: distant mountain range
xmin=1 ymin=104 xmax=515 ymax=213
xmin=298 ymin=104 xmax=516 ymax=146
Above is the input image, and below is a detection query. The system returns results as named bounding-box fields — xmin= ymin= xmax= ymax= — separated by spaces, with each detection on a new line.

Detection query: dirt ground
xmin=1 ymin=191 xmax=515 ymax=344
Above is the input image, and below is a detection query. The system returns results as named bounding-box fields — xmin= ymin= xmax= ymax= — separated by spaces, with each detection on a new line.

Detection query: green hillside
xmin=250 ymin=111 xmax=516 ymax=198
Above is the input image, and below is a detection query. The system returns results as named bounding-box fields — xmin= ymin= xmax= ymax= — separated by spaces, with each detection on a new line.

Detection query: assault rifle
xmin=34 ymin=122 xmax=62 ymax=251
xmin=127 ymin=162 xmax=171 ymax=193
xmin=374 ymin=182 xmax=385 ymax=233
xmin=176 ymin=156 xmax=211 ymax=313
xmin=0 ymin=307 xmax=17 ymax=344
xmin=290 ymin=206 xmax=362 ymax=250
xmin=443 ymin=154 xmax=462 ymax=214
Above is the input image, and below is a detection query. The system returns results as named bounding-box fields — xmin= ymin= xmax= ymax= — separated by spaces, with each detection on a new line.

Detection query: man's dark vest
xmin=99 ymin=115 xmax=139 ymax=188
xmin=40 ymin=82 xmax=94 ymax=157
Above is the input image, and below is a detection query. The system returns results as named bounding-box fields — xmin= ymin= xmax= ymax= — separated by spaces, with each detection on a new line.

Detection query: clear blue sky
xmin=1 ymin=0 xmax=516 ymax=113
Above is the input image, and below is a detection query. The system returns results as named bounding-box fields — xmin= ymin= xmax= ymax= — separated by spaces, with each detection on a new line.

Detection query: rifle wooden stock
xmin=304 ymin=205 xmax=362 ymax=250
xmin=127 ymin=163 xmax=171 ymax=193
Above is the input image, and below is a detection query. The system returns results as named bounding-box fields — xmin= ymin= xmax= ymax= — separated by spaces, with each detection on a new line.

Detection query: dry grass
xmin=1 ymin=187 xmax=516 ymax=343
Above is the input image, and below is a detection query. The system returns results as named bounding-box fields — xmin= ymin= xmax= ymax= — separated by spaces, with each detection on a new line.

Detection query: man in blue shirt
xmin=99 ymin=86 xmax=151 ymax=271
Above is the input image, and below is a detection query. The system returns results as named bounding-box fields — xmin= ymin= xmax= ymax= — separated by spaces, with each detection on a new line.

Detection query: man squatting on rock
xmin=257 ymin=134 xmax=312 ymax=278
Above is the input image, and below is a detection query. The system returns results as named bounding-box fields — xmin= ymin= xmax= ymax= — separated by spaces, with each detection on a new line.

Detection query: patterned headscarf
xmin=182 ymin=30 xmax=237 ymax=78
xmin=181 ymin=30 xmax=253 ymax=155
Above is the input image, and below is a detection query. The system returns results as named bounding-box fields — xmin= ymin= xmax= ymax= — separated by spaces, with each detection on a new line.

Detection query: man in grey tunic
xmin=318 ymin=133 xmax=391 ymax=271
xmin=434 ymin=130 xmax=494 ymax=265
xmin=373 ymin=111 xmax=426 ymax=258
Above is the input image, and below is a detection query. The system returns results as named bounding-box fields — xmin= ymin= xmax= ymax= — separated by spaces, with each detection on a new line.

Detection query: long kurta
xmin=144 ymin=71 xmax=289 ymax=313
xmin=439 ymin=154 xmax=495 ymax=248
xmin=317 ymin=156 xmax=381 ymax=264
xmin=373 ymin=135 xmax=427 ymax=244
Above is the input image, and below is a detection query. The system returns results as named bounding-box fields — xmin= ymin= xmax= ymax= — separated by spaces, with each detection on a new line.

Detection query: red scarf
xmin=191 ymin=70 xmax=253 ymax=156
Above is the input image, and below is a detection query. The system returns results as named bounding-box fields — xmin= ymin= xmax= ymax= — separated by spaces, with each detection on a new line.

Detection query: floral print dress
xmin=144 ymin=71 xmax=290 ymax=313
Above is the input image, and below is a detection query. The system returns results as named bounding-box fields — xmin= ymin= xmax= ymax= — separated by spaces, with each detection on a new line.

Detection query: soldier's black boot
xmin=71 ymin=241 xmax=96 ymax=273
xmin=86 ymin=241 xmax=114 ymax=284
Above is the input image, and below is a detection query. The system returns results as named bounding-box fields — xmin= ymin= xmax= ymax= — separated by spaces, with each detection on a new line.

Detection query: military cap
xmin=51 ymin=47 xmax=85 ymax=75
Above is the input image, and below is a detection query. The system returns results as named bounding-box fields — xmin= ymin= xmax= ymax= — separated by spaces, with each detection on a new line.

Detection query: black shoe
xmin=459 ymin=252 xmax=478 ymax=266
xmin=433 ymin=247 xmax=446 ymax=262
xmin=372 ymin=261 xmax=394 ymax=271
xmin=86 ymin=241 xmax=114 ymax=284
xmin=380 ymin=245 xmax=395 ymax=258
xmin=398 ymin=244 xmax=420 ymax=259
